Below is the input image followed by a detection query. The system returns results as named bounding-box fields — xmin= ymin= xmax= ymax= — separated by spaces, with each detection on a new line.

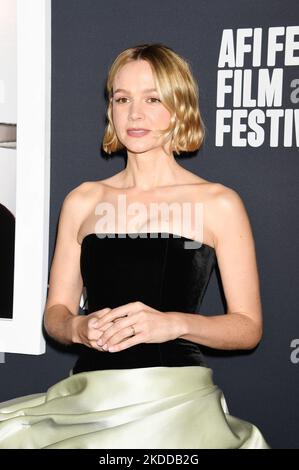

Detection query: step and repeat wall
xmin=1 ymin=0 xmax=298 ymax=449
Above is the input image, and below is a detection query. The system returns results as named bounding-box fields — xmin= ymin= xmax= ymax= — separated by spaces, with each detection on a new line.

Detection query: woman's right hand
xmin=72 ymin=307 xmax=113 ymax=351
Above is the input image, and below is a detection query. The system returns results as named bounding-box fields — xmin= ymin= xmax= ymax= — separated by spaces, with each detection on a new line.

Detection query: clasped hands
xmin=84 ymin=301 xmax=182 ymax=353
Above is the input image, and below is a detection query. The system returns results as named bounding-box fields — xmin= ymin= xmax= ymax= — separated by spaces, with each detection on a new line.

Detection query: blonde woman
xmin=0 ymin=44 xmax=270 ymax=449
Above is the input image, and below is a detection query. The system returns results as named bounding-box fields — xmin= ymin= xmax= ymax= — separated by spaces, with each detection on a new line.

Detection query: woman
xmin=0 ymin=43 xmax=270 ymax=448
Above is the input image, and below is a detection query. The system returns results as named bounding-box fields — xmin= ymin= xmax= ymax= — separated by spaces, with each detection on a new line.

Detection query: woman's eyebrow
xmin=113 ymin=88 xmax=158 ymax=94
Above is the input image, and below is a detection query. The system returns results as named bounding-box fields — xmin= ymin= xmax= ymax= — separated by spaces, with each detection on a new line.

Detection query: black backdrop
xmin=1 ymin=0 xmax=298 ymax=449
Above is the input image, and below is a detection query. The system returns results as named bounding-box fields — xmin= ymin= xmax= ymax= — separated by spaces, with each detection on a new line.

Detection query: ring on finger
xmin=130 ymin=325 xmax=136 ymax=336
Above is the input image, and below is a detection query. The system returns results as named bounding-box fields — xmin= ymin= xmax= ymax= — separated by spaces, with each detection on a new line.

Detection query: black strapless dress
xmin=73 ymin=232 xmax=216 ymax=373
xmin=0 ymin=232 xmax=271 ymax=448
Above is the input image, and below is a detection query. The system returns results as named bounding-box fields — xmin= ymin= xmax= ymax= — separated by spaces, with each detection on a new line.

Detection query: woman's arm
xmin=173 ymin=184 xmax=263 ymax=350
xmin=44 ymin=182 xmax=98 ymax=345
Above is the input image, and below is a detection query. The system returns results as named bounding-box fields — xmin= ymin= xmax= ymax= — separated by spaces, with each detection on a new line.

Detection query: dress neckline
xmin=80 ymin=232 xmax=216 ymax=253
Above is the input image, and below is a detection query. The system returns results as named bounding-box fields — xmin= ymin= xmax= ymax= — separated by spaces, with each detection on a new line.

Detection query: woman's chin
xmin=125 ymin=144 xmax=153 ymax=155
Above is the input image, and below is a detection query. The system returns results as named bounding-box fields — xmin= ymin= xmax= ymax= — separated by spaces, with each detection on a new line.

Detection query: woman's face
xmin=111 ymin=60 xmax=172 ymax=155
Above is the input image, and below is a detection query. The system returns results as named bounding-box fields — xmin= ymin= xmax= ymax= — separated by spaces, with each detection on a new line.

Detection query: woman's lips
xmin=127 ymin=129 xmax=150 ymax=137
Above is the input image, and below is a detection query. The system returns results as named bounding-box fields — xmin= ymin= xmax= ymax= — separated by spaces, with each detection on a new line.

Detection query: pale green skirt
xmin=0 ymin=365 xmax=270 ymax=449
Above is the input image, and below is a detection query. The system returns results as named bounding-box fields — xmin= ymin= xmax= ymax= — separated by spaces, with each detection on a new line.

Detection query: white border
xmin=0 ymin=0 xmax=51 ymax=354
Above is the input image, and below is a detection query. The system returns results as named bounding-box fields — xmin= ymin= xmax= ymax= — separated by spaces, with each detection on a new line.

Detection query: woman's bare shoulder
xmin=177 ymin=170 xmax=222 ymax=194
xmin=58 ymin=182 xmax=107 ymax=226
xmin=188 ymin=176 xmax=224 ymax=200
xmin=207 ymin=182 xmax=245 ymax=209
xmin=64 ymin=180 xmax=106 ymax=201
xmin=191 ymin=176 xmax=243 ymax=202
xmin=184 ymin=180 xmax=245 ymax=252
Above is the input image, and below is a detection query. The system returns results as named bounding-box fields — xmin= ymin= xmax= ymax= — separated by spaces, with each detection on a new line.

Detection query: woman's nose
xmin=128 ymin=100 xmax=144 ymax=120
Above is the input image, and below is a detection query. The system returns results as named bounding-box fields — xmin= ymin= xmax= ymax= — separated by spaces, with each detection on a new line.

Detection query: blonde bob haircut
xmin=102 ymin=43 xmax=206 ymax=155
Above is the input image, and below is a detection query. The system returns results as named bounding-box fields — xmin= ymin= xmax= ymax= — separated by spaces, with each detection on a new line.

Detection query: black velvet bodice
xmin=72 ymin=232 xmax=216 ymax=374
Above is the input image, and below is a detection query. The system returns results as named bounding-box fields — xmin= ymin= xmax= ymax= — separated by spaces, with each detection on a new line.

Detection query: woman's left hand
xmin=92 ymin=301 xmax=184 ymax=352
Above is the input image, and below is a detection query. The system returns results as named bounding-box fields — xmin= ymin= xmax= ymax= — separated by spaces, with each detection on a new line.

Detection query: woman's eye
xmin=147 ymin=97 xmax=161 ymax=103
xmin=114 ymin=97 xmax=128 ymax=103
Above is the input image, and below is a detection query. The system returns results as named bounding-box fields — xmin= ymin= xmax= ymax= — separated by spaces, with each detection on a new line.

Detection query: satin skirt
xmin=0 ymin=365 xmax=270 ymax=449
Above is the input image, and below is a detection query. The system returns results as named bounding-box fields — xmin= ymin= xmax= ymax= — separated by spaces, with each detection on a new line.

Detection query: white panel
xmin=0 ymin=0 xmax=51 ymax=354
xmin=0 ymin=0 xmax=17 ymax=123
